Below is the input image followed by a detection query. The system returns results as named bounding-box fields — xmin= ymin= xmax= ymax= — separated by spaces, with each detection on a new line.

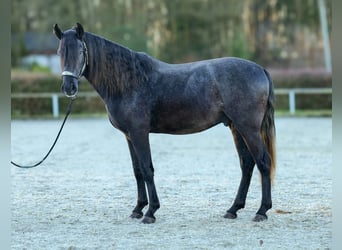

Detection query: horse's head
xmin=53 ymin=23 xmax=88 ymax=98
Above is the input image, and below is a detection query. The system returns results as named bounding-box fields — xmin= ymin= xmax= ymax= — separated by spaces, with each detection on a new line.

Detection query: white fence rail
xmin=275 ymin=88 xmax=331 ymax=114
xmin=12 ymin=88 xmax=332 ymax=117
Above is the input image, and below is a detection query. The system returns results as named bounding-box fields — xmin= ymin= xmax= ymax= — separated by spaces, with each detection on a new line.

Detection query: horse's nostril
xmin=62 ymin=79 xmax=78 ymax=97
xmin=72 ymin=84 xmax=77 ymax=93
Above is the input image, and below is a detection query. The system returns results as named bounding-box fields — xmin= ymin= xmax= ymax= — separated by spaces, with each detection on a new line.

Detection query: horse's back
xmin=156 ymin=56 xmax=268 ymax=92
xmin=206 ymin=57 xmax=268 ymax=90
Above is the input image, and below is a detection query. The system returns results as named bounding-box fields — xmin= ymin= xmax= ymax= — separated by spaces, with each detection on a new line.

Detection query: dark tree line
xmin=11 ymin=0 xmax=331 ymax=68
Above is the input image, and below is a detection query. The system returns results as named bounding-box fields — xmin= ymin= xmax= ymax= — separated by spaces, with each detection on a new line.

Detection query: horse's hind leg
xmin=238 ymin=127 xmax=272 ymax=221
xmin=224 ymin=124 xmax=255 ymax=219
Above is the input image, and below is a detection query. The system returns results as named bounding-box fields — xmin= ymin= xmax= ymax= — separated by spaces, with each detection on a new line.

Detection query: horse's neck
xmin=84 ymin=33 xmax=145 ymax=99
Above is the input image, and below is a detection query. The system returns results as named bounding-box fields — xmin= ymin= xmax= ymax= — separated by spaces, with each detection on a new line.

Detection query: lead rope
xmin=11 ymin=98 xmax=74 ymax=169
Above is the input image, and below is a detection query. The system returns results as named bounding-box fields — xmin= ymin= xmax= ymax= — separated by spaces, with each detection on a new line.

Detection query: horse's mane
xmin=83 ymin=32 xmax=153 ymax=97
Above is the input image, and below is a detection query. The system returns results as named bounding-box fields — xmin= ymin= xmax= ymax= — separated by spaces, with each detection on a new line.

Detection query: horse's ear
xmin=53 ymin=24 xmax=63 ymax=40
xmin=75 ymin=23 xmax=84 ymax=39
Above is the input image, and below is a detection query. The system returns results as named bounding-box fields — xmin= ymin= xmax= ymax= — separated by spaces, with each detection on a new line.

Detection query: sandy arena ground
xmin=11 ymin=117 xmax=332 ymax=249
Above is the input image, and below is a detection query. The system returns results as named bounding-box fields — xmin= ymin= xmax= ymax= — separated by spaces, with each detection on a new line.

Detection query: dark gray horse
xmin=54 ymin=23 xmax=276 ymax=223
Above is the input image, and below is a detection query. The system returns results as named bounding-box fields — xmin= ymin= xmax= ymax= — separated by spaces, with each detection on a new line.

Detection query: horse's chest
xmin=105 ymin=104 xmax=127 ymax=132
xmin=105 ymin=99 xmax=150 ymax=133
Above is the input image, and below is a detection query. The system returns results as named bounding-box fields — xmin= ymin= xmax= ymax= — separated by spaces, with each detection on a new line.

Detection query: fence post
xmin=289 ymin=90 xmax=296 ymax=115
xmin=52 ymin=94 xmax=59 ymax=118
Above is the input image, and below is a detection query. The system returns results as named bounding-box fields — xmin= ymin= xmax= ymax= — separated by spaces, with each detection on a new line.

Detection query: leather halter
xmin=61 ymin=40 xmax=88 ymax=79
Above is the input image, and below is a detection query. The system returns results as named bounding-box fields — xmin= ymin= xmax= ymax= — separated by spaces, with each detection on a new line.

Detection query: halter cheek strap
xmin=61 ymin=41 xmax=88 ymax=79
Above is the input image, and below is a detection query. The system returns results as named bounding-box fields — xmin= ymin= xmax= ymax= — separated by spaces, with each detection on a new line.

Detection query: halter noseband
xmin=61 ymin=40 xmax=88 ymax=79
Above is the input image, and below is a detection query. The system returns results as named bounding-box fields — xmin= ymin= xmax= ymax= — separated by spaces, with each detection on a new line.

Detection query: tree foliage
xmin=11 ymin=0 xmax=332 ymax=68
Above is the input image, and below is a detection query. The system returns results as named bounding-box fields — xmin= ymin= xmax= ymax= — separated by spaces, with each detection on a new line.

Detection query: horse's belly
xmin=150 ymin=106 xmax=224 ymax=135
xmin=150 ymin=121 xmax=221 ymax=135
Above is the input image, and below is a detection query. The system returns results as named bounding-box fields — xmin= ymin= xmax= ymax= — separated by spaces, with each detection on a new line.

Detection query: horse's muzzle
xmin=62 ymin=76 xmax=79 ymax=98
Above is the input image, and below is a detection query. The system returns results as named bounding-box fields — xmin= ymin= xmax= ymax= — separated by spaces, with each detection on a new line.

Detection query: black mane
xmin=83 ymin=32 xmax=153 ymax=98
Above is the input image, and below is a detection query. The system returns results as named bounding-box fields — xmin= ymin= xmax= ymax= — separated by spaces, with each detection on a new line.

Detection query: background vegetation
xmin=11 ymin=0 xmax=332 ymax=117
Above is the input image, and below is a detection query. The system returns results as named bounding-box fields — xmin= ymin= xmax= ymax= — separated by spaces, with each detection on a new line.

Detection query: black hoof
xmin=130 ymin=211 xmax=143 ymax=219
xmin=253 ymin=214 xmax=268 ymax=222
xmin=224 ymin=212 xmax=237 ymax=219
xmin=141 ymin=216 xmax=156 ymax=224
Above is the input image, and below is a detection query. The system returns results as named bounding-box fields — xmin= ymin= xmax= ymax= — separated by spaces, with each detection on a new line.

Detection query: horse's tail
xmin=261 ymin=69 xmax=276 ymax=184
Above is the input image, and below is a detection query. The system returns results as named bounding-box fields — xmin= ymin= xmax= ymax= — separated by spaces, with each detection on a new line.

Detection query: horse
xmin=53 ymin=23 xmax=276 ymax=224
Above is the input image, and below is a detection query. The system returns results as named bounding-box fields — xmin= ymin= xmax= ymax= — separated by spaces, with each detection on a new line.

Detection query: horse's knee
xmin=256 ymin=151 xmax=271 ymax=176
xmin=141 ymin=171 xmax=154 ymax=183
xmin=139 ymin=165 xmax=155 ymax=183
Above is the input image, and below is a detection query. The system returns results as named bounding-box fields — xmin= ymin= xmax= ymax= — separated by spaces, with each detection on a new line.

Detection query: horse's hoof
xmin=224 ymin=212 xmax=237 ymax=219
xmin=253 ymin=214 xmax=268 ymax=222
xmin=141 ymin=216 xmax=156 ymax=224
xmin=130 ymin=211 xmax=143 ymax=219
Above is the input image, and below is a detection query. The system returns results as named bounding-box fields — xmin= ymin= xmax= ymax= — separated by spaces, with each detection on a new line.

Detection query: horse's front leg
xmin=127 ymin=138 xmax=148 ymax=219
xmin=128 ymin=131 xmax=160 ymax=224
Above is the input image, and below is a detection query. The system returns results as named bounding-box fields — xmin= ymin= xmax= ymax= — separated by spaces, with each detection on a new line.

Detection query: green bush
xmin=269 ymin=68 xmax=332 ymax=88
